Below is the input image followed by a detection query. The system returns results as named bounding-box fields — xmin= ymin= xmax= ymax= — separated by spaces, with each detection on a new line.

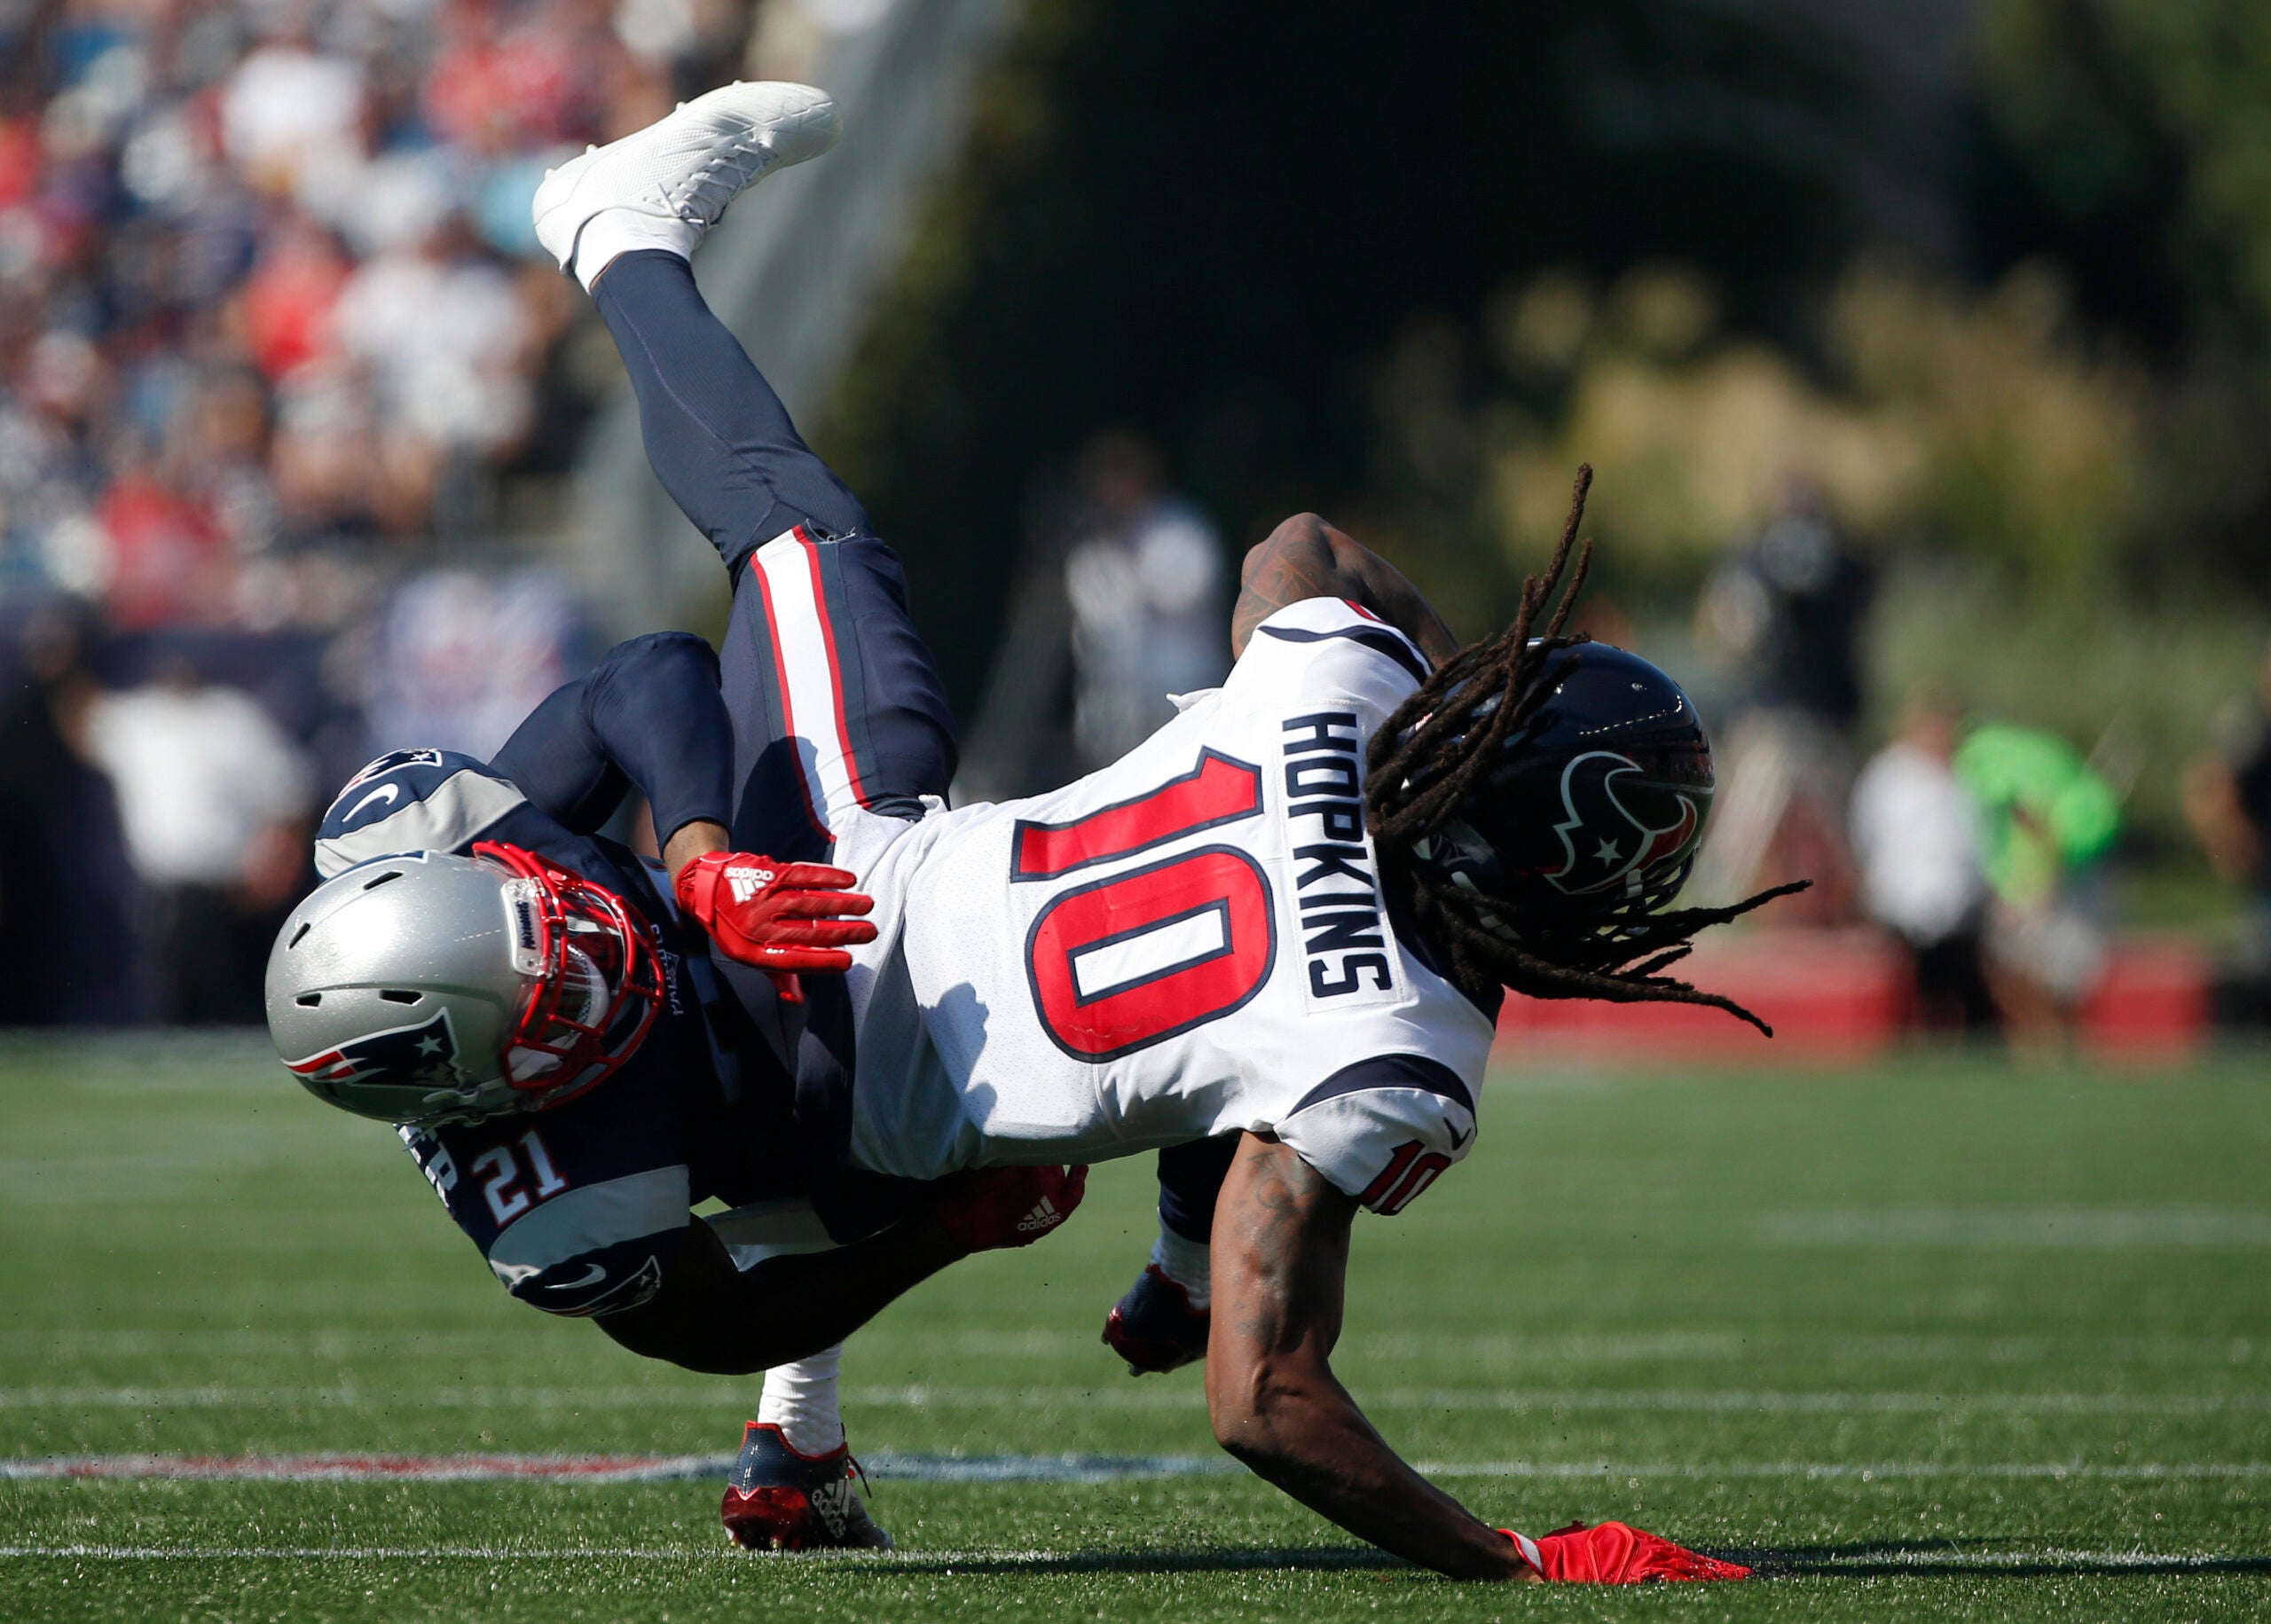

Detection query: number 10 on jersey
xmin=1012 ymin=751 xmax=1275 ymax=1060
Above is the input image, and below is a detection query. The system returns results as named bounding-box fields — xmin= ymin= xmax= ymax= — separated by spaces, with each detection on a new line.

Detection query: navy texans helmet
xmin=1410 ymin=643 xmax=1713 ymax=934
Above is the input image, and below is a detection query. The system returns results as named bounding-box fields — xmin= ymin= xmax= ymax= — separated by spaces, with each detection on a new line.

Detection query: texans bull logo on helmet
xmin=287 ymin=1008 xmax=465 ymax=1093
xmin=1542 ymin=750 xmax=1710 ymax=899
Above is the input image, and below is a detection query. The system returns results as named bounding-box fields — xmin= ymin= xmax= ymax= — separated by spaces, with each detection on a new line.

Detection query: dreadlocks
xmin=1364 ymin=464 xmax=1807 ymax=1034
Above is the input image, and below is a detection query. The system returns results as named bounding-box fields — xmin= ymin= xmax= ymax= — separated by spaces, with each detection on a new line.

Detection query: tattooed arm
xmin=1205 ymin=1133 xmax=1536 ymax=1580
xmin=1230 ymin=514 xmax=1461 ymax=665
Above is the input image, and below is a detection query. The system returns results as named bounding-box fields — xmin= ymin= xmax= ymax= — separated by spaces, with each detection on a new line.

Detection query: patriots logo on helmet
xmin=1542 ymin=750 xmax=1709 ymax=899
xmin=286 ymin=1008 xmax=465 ymax=1092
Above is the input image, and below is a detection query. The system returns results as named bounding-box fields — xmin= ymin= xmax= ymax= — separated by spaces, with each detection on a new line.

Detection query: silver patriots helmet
xmin=264 ymin=843 xmax=664 ymax=1126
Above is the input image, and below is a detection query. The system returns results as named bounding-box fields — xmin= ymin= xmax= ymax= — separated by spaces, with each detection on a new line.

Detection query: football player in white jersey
xmin=272 ymin=83 xmax=1789 ymax=1581
xmin=531 ymin=82 xmax=1795 ymax=1582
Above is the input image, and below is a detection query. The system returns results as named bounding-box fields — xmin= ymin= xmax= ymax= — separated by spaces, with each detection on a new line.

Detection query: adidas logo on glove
xmin=726 ymin=865 xmax=777 ymax=904
xmin=1016 ymin=1196 xmax=1062 ymax=1235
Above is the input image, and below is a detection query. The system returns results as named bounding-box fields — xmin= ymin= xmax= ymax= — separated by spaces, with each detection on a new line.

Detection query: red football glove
xmin=930 ymin=1165 xmax=1088 ymax=1253
xmin=1503 ymin=1521 xmax=1751 ymax=1583
xmin=674 ymin=851 xmax=877 ymax=1004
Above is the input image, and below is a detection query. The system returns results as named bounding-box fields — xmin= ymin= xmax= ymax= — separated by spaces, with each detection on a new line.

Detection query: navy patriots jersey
xmin=315 ymin=745 xmax=799 ymax=1316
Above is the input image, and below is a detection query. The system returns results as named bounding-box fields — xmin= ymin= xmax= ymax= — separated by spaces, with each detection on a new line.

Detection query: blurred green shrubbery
xmin=1972 ymin=0 xmax=2271 ymax=595
xmin=1371 ymin=252 xmax=2262 ymax=877
xmin=1468 ymin=258 xmax=2140 ymax=592
xmin=820 ymin=0 xmax=2271 ymax=903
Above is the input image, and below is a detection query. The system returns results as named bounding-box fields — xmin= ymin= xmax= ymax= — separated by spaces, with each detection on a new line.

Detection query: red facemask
xmin=472 ymin=841 xmax=664 ymax=1108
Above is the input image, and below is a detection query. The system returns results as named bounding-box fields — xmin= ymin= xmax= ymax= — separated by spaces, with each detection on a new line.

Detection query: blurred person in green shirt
xmin=1953 ymin=722 xmax=2121 ymax=1048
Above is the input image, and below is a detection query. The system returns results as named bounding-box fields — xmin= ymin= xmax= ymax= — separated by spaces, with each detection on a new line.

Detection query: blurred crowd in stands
xmin=0 ymin=0 xmax=754 ymax=616
xmin=2 ymin=0 xmax=2268 ymax=1041
xmin=0 ymin=0 xmax=766 ymax=1022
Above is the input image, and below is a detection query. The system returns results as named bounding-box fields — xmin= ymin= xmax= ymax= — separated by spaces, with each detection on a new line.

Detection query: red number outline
xmin=1360 ymin=1139 xmax=1454 ymax=1214
xmin=1012 ymin=750 xmax=1276 ymax=1059
xmin=1011 ymin=749 xmax=1263 ymax=880
xmin=1023 ymin=843 xmax=1277 ymax=1061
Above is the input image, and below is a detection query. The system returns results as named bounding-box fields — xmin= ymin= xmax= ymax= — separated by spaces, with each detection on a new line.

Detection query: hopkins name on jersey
xmin=840 ymin=599 xmax=1496 ymax=1215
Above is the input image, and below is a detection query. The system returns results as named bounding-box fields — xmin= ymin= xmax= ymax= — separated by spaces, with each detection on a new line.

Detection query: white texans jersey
xmin=837 ymin=599 xmax=1496 ymax=1214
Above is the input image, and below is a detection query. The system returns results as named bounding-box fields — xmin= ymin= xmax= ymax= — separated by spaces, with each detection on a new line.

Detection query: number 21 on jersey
xmin=470 ymin=1130 xmax=569 ymax=1226
xmin=1011 ymin=750 xmax=1274 ymax=1060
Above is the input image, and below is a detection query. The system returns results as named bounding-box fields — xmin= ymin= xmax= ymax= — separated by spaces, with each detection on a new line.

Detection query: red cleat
xmin=1503 ymin=1520 xmax=1751 ymax=1583
xmin=720 ymin=1421 xmax=892 ymax=1551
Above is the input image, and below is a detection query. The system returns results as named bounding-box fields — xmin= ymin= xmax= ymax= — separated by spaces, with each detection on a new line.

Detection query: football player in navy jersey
xmin=272 ymin=631 xmax=1084 ymax=1550
xmin=268 ymin=82 xmax=1797 ymax=1582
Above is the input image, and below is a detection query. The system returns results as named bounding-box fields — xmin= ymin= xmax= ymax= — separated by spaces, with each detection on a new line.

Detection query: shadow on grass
xmin=1737 ymin=1541 xmax=2271 ymax=1579
xmin=855 ymin=1547 xmax=1403 ymax=1576
xmin=855 ymin=1542 xmax=2271 ymax=1581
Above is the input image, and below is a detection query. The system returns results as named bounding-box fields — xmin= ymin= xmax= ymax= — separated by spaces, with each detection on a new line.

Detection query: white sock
xmin=1150 ymin=1225 xmax=1212 ymax=1311
xmin=757 ymin=1344 xmax=844 ymax=1456
xmin=574 ymin=213 xmax=690 ymax=294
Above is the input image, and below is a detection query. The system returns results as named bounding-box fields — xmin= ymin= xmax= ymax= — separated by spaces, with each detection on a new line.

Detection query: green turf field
xmin=3 ymin=1032 xmax=2267 ymax=1620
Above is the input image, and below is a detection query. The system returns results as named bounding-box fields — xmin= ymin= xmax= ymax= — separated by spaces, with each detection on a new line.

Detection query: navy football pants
xmin=593 ymin=248 xmax=1229 ymax=1248
xmin=593 ymin=250 xmax=955 ymax=860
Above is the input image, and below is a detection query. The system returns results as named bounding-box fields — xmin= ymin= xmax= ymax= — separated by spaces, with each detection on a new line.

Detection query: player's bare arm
xmin=1231 ymin=513 xmax=1460 ymax=666
xmin=1206 ymin=1133 xmax=1535 ymax=1581
xmin=662 ymin=819 xmax=730 ymax=877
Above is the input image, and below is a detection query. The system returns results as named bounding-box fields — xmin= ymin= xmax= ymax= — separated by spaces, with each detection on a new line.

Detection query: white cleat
xmin=532 ymin=81 xmax=841 ymax=279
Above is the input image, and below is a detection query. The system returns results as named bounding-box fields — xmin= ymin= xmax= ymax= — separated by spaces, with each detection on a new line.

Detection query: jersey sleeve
xmin=314 ymin=749 xmax=531 ymax=878
xmin=400 ymin=1110 xmax=691 ymax=1317
xmin=1234 ymin=598 xmax=1430 ymax=700
xmin=1273 ymin=1054 xmax=1478 ymax=1215
xmin=488 ymin=632 xmax=733 ymax=847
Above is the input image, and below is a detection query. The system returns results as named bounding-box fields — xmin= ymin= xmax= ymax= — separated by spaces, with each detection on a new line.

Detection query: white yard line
xmin=0 ymin=1453 xmax=738 ymax=1484
xmin=1756 ymin=1207 xmax=2271 ymax=1247
xmin=4 ymin=1452 xmax=2268 ymax=1485
xmin=0 ymin=1545 xmax=725 ymax=1561
xmin=0 ymin=1542 xmax=2254 ymax=1572
xmin=3 ymin=1384 xmax=2265 ymax=1415
xmin=0 ymin=1451 xmax=1230 ymax=1485
xmin=1419 ymin=1460 xmax=2271 ymax=1481
xmin=1819 ymin=1549 xmax=2266 ymax=1569
xmin=3 ymin=1329 xmax=2260 ymax=1365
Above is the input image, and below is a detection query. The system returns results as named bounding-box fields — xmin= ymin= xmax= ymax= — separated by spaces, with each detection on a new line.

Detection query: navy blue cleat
xmin=1101 ymin=1264 xmax=1209 ymax=1375
xmin=720 ymin=1421 xmax=892 ymax=1550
